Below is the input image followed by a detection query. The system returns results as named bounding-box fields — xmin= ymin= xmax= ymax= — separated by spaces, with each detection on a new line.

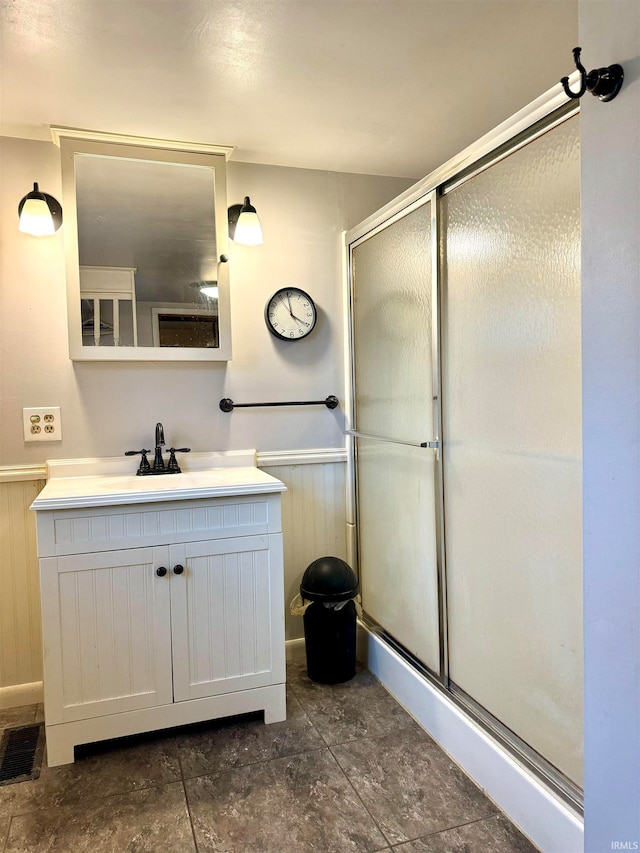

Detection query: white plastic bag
xmin=289 ymin=593 xmax=313 ymax=616
xmin=290 ymin=593 xmax=362 ymax=618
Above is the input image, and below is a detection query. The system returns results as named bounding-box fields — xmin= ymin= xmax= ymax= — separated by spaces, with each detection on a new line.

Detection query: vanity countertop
xmin=31 ymin=450 xmax=286 ymax=511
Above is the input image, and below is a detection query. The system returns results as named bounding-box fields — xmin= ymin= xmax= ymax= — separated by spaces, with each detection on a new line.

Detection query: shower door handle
xmin=344 ymin=429 xmax=439 ymax=449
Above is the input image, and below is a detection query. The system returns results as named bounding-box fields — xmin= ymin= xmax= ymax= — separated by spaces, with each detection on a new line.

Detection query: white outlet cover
xmin=23 ymin=407 xmax=62 ymax=442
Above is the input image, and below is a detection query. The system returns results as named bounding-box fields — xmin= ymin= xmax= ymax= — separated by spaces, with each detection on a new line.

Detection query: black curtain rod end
xmin=560 ymin=46 xmax=623 ymax=102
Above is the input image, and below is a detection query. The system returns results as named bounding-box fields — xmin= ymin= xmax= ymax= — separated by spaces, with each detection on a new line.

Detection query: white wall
xmin=0 ymin=136 xmax=412 ymax=465
xmin=262 ymin=460 xmax=348 ymax=640
xmin=580 ymin=1 xmax=640 ymax=849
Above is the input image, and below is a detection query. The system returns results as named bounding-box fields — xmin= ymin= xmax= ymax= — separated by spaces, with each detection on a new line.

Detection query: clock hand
xmin=291 ymin=314 xmax=311 ymax=327
xmin=277 ymin=292 xmax=311 ymax=327
xmin=280 ymin=295 xmax=293 ymax=316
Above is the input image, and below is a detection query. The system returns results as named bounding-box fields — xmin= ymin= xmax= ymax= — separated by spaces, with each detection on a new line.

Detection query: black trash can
xmin=300 ymin=556 xmax=358 ymax=684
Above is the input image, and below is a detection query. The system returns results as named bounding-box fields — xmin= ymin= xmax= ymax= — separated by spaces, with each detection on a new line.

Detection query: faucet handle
xmin=125 ymin=449 xmax=151 ymax=475
xmin=167 ymin=447 xmax=191 ymax=473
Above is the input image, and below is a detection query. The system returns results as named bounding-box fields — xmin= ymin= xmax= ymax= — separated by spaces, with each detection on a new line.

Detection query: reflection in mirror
xmin=75 ymin=155 xmax=219 ymax=348
xmin=152 ymin=307 xmax=219 ymax=348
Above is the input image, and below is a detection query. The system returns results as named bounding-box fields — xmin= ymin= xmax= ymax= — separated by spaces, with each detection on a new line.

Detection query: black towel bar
xmin=219 ymin=396 xmax=339 ymax=413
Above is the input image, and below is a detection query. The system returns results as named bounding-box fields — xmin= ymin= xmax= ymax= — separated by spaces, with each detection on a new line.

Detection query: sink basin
xmin=31 ymin=451 xmax=286 ymax=511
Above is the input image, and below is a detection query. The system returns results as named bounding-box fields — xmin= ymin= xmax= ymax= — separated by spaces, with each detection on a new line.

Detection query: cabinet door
xmin=169 ymin=534 xmax=285 ymax=702
xmin=40 ymin=546 xmax=173 ymax=723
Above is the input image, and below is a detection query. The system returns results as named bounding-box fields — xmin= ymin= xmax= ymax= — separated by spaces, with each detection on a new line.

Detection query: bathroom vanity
xmin=31 ymin=451 xmax=287 ymax=766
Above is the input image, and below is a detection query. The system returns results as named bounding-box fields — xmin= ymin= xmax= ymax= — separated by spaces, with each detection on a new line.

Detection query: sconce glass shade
xmin=19 ymin=196 xmax=55 ymax=236
xmin=18 ymin=182 xmax=63 ymax=236
xmin=228 ymin=196 xmax=263 ymax=245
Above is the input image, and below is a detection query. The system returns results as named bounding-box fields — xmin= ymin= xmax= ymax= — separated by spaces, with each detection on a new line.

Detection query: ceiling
xmin=0 ymin=0 xmax=577 ymax=179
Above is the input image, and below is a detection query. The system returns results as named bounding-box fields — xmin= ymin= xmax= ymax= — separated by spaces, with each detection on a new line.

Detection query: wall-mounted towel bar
xmin=344 ymin=429 xmax=439 ymax=449
xmin=220 ymin=395 xmax=339 ymax=413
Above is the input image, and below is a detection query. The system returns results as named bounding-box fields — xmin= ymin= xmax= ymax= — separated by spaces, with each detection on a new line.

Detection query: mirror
xmin=56 ymin=131 xmax=232 ymax=361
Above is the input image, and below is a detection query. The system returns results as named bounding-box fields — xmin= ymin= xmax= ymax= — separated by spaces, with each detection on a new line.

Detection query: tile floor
xmin=0 ymin=655 xmax=539 ymax=852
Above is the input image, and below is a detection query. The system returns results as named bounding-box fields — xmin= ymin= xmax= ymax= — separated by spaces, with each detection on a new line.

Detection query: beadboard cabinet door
xmin=40 ymin=546 xmax=173 ymax=725
xmin=170 ymin=534 xmax=285 ymax=702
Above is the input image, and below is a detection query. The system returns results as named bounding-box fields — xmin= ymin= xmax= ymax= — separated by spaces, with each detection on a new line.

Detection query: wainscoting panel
xmin=0 ymin=479 xmax=45 ymax=699
xmin=0 ymin=455 xmax=346 ymax=705
xmin=260 ymin=460 xmax=348 ymax=640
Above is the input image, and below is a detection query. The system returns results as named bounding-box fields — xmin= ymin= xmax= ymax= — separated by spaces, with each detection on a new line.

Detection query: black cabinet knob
xmin=173 ymin=564 xmax=184 ymax=575
xmin=156 ymin=566 xmax=167 ymax=577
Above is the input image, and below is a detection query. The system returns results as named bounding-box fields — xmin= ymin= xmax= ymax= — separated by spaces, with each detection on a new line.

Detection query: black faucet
xmin=153 ymin=422 xmax=165 ymax=471
xmin=125 ymin=423 xmax=191 ymax=475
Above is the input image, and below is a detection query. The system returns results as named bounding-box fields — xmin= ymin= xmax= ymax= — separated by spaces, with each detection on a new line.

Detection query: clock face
xmin=265 ymin=288 xmax=317 ymax=340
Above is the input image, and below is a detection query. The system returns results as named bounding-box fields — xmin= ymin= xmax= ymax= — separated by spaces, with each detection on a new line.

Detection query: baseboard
xmin=0 ymin=681 xmax=43 ymax=710
xmin=358 ymin=624 xmax=584 ymax=853
xmin=285 ymin=637 xmax=306 ymax=660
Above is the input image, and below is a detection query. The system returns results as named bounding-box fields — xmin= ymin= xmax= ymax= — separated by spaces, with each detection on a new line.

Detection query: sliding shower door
xmin=441 ymin=114 xmax=582 ymax=786
xmin=347 ymin=105 xmax=582 ymax=797
xmin=351 ymin=200 xmax=441 ymax=674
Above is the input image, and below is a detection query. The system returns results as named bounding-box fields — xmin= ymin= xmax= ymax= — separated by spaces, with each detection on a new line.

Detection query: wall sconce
xmin=560 ymin=47 xmax=624 ymax=102
xmin=228 ymin=196 xmax=263 ymax=245
xmin=18 ymin=182 xmax=63 ymax=236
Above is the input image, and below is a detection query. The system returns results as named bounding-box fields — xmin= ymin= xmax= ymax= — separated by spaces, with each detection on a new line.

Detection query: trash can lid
xmin=300 ymin=556 xmax=358 ymax=603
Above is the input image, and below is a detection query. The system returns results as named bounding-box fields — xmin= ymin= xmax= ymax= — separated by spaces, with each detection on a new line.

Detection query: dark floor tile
xmin=393 ymin=814 xmax=539 ymax=852
xmin=186 ymin=747 xmax=388 ymax=853
xmin=287 ymin=659 xmax=418 ymax=746
xmin=0 ymin=730 xmax=181 ymax=819
xmin=4 ymin=780 xmax=195 ymax=852
xmin=177 ymin=689 xmax=324 ymax=779
xmin=0 ymin=707 xmax=36 ymax=734
xmin=1 ymin=815 xmax=10 ymax=851
xmin=332 ymin=727 xmax=497 ymax=847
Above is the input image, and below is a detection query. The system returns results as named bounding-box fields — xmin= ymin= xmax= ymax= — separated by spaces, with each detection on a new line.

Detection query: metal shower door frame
xmin=343 ymin=82 xmax=581 ymax=808
xmin=344 ymin=190 xmax=445 ymax=681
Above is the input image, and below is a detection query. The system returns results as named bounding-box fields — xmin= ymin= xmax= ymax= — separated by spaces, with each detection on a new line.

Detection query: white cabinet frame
xmin=35 ymin=493 xmax=286 ymax=766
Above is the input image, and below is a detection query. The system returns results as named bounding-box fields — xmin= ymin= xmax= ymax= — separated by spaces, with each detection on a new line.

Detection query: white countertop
xmin=31 ymin=451 xmax=286 ymax=511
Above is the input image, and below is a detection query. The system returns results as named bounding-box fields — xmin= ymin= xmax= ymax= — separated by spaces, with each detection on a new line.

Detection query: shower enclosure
xmin=345 ymin=96 xmax=582 ymax=807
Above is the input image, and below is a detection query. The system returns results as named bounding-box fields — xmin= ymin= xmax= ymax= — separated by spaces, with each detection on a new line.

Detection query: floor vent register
xmin=0 ymin=724 xmax=44 ymax=786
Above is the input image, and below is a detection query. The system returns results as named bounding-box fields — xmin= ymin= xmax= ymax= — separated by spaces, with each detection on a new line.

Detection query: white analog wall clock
xmin=265 ymin=287 xmax=317 ymax=340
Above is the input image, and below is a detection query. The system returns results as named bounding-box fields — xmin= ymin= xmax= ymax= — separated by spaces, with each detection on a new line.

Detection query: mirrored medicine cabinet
xmin=54 ymin=128 xmax=233 ymax=361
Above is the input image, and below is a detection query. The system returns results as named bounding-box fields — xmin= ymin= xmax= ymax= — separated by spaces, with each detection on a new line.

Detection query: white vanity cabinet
xmin=32 ymin=457 xmax=287 ymax=766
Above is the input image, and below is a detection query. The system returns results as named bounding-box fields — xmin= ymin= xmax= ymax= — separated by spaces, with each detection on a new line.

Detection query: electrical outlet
xmin=23 ymin=407 xmax=62 ymax=442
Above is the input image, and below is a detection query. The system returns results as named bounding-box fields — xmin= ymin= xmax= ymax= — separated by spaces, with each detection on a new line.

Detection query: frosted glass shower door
xmin=351 ymin=201 xmax=440 ymax=674
xmin=441 ymin=116 xmax=582 ymax=785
